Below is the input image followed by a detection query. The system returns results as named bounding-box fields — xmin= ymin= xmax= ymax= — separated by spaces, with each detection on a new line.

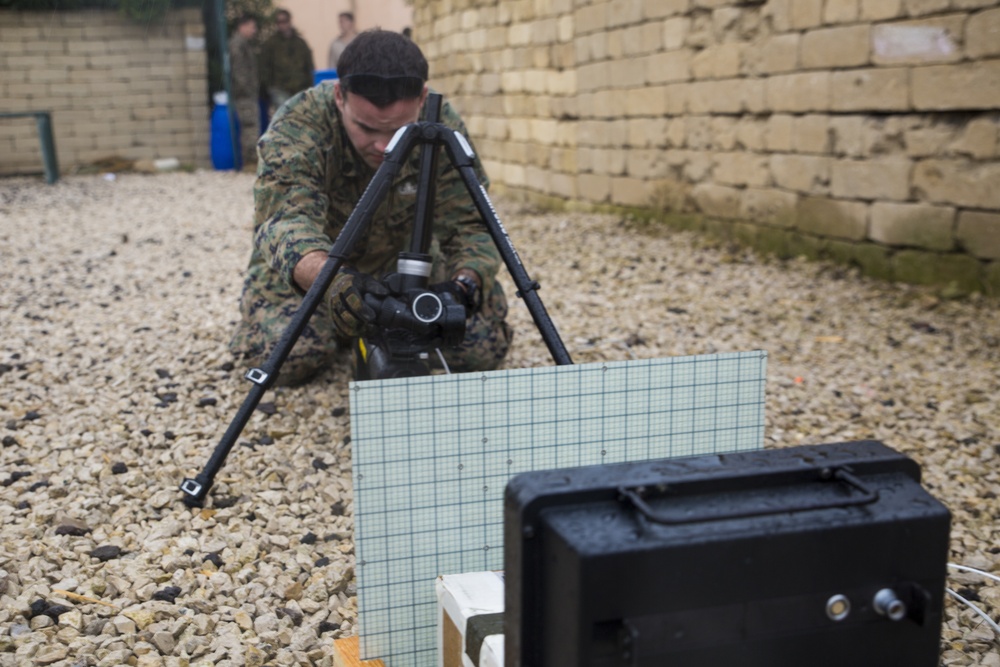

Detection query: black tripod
xmin=179 ymin=93 xmax=573 ymax=506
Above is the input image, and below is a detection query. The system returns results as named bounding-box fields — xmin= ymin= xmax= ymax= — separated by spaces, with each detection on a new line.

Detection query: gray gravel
xmin=0 ymin=171 xmax=997 ymax=666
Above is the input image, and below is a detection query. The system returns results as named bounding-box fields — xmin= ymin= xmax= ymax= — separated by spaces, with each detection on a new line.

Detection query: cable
xmin=948 ymin=563 xmax=1000 ymax=586
xmin=434 ymin=348 xmax=451 ymax=374
xmin=946 ymin=588 xmax=1000 ymax=638
xmin=946 ymin=562 xmax=1000 ymax=643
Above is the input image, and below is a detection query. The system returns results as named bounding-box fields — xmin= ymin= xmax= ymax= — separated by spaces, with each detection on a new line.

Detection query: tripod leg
xmin=455 ymin=167 xmax=573 ymax=366
xmin=179 ymin=128 xmax=420 ymax=506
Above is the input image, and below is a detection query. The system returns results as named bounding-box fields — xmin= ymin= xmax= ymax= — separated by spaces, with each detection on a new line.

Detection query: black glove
xmin=329 ymin=268 xmax=390 ymax=338
xmin=431 ymin=275 xmax=480 ymax=313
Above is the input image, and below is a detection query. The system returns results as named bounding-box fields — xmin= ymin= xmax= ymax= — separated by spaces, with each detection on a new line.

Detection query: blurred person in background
xmin=229 ymin=14 xmax=260 ymax=171
xmin=260 ymin=9 xmax=314 ymax=112
xmin=327 ymin=12 xmax=357 ymax=70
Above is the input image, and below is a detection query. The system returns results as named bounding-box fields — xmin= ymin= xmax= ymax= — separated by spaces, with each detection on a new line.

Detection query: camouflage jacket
xmin=259 ymin=31 xmax=314 ymax=97
xmin=246 ymin=84 xmax=499 ymax=306
xmin=228 ymin=32 xmax=259 ymax=100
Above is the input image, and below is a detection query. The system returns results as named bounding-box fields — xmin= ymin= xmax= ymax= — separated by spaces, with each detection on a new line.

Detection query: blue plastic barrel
xmin=313 ymin=69 xmax=338 ymax=86
xmin=210 ymin=92 xmax=240 ymax=170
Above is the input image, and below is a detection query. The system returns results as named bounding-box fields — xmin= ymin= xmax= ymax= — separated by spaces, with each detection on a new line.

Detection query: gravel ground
xmin=0 ymin=171 xmax=998 ymax=666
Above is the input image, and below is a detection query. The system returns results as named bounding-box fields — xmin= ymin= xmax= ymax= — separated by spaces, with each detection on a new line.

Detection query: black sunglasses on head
xmin=341 ymin=74 xmax=425 ymax=106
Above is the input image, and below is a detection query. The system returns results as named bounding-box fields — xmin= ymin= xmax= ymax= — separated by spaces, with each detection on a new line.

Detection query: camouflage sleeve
xmin=252 ymin=93 xmax=334 ymax=292
xmin=433 ymin=102 xmax=501 ymax=298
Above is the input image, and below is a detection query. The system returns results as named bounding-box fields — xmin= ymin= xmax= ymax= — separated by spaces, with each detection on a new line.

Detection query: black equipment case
xmin=503 ymin=440 xmax=951 ymax=667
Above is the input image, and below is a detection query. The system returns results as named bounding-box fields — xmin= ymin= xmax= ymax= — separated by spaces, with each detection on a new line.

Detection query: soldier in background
xmin=326 ymin=12 xmax=357 ymax=70
xmin=259 ymin=9 xmax=314 ymax=112
xmin=229 ymin=14 xmax=260 ymax=170
xmin=230 ymin=30 xmax=512 ymax=385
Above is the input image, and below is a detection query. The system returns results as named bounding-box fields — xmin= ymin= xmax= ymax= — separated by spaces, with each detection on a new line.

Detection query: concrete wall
xmin=415 ymin=0 xmax=1000 ymax=294
xmin=0 ymin=8 xmax=210 ymax=175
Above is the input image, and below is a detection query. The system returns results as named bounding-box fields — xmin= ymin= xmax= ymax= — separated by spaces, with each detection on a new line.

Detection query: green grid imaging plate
xmin=350 ymin=351 xmax=767 ymax=667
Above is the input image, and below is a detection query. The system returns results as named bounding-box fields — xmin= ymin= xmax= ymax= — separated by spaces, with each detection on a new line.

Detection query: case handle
xmin=618 ymin=467 xmax=879 ymax=526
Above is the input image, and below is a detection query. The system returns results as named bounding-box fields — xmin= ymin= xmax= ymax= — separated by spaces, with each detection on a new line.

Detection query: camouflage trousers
xmin=230 ymin=278 xmax=513 ymax=386
xmin=232 ymin=97 xmax=260 ymax=169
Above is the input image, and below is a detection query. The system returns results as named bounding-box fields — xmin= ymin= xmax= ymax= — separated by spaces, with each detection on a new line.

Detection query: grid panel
xmin=350 ymin=351 xmax=767 ymax=666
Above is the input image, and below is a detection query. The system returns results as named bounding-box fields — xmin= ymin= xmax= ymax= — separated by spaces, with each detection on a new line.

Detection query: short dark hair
xmin=338 ymin=30 xmax=428 ymax=106
xmin=339 ymin=12 xmax=354 ymax=22
xmin=236 ymin=14 xmax=256 ymax=28
xmin=274 ymin=9 xmax=291 ymax=21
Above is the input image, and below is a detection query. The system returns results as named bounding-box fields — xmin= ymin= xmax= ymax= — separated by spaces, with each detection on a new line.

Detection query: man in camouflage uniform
xmin=230 ymin=30 xmax=512 ymax=385
xmin=259 ymin=9 xmax=314 ymax=112
xmin=228 ymin=14 xmax=260 ymax=170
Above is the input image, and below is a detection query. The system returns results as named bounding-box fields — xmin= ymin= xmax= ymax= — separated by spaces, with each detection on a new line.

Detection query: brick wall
xmin=415 ymin=0 xmax=1000 ymax=294
xmin=0 ymin=8 xmax=210 ymax=175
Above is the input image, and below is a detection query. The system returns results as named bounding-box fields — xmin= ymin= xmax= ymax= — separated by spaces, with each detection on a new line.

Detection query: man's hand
xmin=329 ymin=269 xmax=390 ymax=338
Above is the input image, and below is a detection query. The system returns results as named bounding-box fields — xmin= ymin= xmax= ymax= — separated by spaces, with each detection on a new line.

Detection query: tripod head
xmin=356 ymin=251 xmax=466 ymax=380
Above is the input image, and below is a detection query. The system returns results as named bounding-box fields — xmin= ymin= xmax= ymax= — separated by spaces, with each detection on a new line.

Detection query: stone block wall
xmin=0 ymin=8 xmax=210 ymax=176
xmin=415 ymin=0 xmax=1000 ymax=293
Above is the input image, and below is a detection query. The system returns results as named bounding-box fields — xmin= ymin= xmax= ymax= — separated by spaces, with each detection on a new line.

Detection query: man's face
xmin=339 ymin=16 xmax=354 ymax=34
xmin=334 ymin=82 xmax=427 ymax=169
xmin=239 ymin=20 xmax=258 ymax=39
xmin=275 ymin=13 xmax=292 ymax=37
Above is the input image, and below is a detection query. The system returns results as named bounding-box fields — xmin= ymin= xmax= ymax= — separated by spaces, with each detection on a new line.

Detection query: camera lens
xmin=412 ymin=292 xmax=443 ymax=323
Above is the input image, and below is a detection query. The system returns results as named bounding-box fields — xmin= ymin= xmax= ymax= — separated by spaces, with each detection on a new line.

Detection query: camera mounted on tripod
xmin=355 ymin=251 xmax=468 ymax=380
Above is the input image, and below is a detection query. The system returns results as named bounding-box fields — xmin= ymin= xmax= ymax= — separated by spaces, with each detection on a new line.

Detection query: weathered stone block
xmin=793 ymin=115 xmax=832 ymax=154
xmin=691 ymin=43 xmax=742 ymax=80
xmin=685 ymin=116 xmax=714 ymax=150
xmin=966 ymin=8 xmax=1000 ymax=59
xmin=736 ymin=118 xmax=767 ymax=151
xmin=872 ymin=16 xmax=964 ymax=65
xmin=749 ymin=33 xmax=800 ymax=74
xmin=765 ymin=114 xmax=795 ymax=152
xmin=985 ymin=261 xmax=1000 ymax=297
xmin=608 ymin=0 xmax=643 ymax=28
xmin=797 ymin=196 xmax=869 ymax=240
xmin=712 ymin=116 xmax=739 ymax=151
xmin=892 ymin=250 xmax=983 ymax=293
xmin=691 ymin=182 xmax=742 ymax=218
xmin=826 ymin=239 xmax=895 ymax=281
xmin=740 ymin=187 xmax=799 ymax=227
xmin=829 ymin=116 xmax=884 ymax=158
xmin=791 ymin=0 xmax=824 ymax=29
xmin=713 ymin=152 xmax=771 ymax=188
xmin=903 ymin=0 xmax=952 ymax=17
xmin=770 ymin=154 xmax=832 ymax=194
xmin=628 ymin=117 xmax=671 ymax=148
xmin=765 ymin=72 xmax=831 ymax=112
xmin=869 ymin=201 xmax=956 ymax=250
xmin=830 ymin=68 xmax=910 ymax=112
xmin=957 ymin=211 xmax=1000 ymax=260
xmin=575 ymin=2 xmax=609 ymax=34
xmin=824 ymin=0 xmax=860 ymax=23
xmin=913 ymin=159 xmax=1000 ymax=208
xmin=912 ymin=61 xmax=1000 ymax=111
xmin=831 ymin=158 xmax=911 ymax=201
xmin=646 ymin=0 xmax=690 ymax=20
xmin=612 ymin=175 xmax=653 ymax=206
xmin=800 ymin=25 xmax=871 ymax=69
xmin=622 ymin=86 xmax=667 ymax=116
xmin=628 ymin=147 xmax=670 ymax=177
xmin=610 ymin=58 xmax=648 ymax=89
xmin=663 ymin=17 xmax=690 ymax=50
xmin=949 ymin=116 xmax=1000 ymax=160
xmin=645 ymin=49 xmax=693 ymax=84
